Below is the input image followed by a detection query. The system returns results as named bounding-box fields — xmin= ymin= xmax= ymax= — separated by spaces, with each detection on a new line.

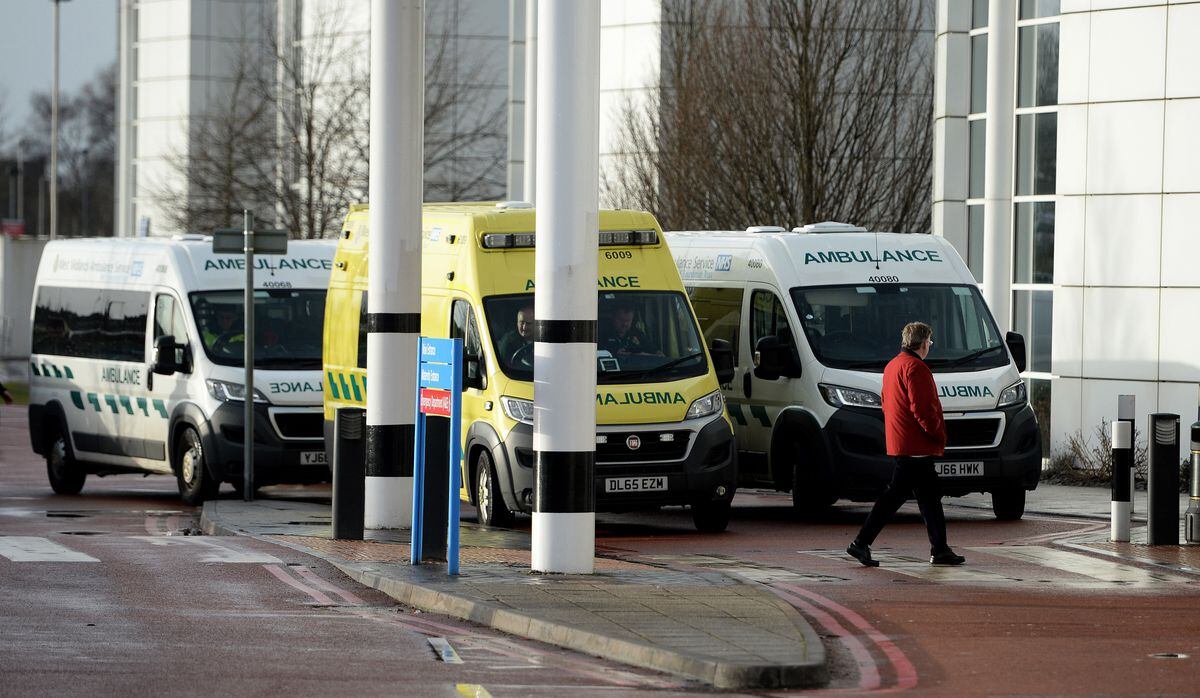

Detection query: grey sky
xmin=0 ymin=0 xmax=118 ymax=133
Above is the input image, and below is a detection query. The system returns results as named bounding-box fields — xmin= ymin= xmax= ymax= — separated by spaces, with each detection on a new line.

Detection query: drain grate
xmin=1149 ymin=653 xmax=1189 ymax=660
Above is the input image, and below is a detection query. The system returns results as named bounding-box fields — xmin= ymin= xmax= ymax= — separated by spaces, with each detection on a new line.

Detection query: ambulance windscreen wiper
xmin=929 ymin=344 xmax=1004 ymax=368
xmin=615 ymin=351 xmax=706 ymax=381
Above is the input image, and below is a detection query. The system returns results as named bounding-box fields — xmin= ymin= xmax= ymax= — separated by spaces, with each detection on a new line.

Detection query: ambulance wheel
xmin=474 ymin=451 xmax=513 ymax=528
xmin=992 ymin=488 xmax=1025 ymax=521
xmin=176 ymin=427 xmax=219 ymax=506
xmin=692 ymin=499 xmax=731 ymax=533
xmin=46 ymin=427 xmax=86 ymax=495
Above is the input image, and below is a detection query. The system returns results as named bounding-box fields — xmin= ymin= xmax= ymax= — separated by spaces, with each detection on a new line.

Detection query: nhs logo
xmin=715 ymin=254 xmax=732 ymax=272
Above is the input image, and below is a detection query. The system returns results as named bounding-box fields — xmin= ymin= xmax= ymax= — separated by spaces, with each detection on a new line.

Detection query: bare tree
xmin=153 ymin=1 xmax=507 ymax=239
xmin=605 ymin=0 xmax=933 ymax=233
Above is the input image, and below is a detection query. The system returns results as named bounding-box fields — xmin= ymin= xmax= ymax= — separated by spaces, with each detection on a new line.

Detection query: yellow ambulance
xmin=323 ymin=202 xmax=738 ymax=531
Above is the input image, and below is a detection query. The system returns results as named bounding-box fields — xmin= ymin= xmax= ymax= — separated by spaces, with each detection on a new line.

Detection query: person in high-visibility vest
xmin=203 ymin=306 xmax=244 ymax=353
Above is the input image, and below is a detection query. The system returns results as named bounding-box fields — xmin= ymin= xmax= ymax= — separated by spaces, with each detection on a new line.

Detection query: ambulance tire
xmin=175 ymin=426 xmax=219 ymax=505
xmin=786 ymin=431 xmax=836 ymax=520
xmin=991 ymin=488 xmax=1025 ymax=521
xmin=46 ymin=425 xmax=86 ymax=495
xmin=691 ymin=499 xmax=731 ymax=533
xmin=474 ymin=450 xmax=514 ymax=528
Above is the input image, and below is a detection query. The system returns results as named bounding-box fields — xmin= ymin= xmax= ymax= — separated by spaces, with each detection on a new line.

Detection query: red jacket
xmin=882 ymin=349 xmax=947 ymax=457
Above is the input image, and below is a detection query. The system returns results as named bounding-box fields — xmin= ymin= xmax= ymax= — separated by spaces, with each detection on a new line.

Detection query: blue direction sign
xmin=412 ymin=336 xmax=462 ymax=576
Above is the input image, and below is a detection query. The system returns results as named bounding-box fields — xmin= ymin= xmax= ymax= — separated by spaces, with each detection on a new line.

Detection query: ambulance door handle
xmin=742 ymin=372 xmax=752 ymax=399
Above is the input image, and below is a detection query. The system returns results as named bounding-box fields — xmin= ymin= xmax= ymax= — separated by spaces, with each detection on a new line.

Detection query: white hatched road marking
xmin=0 ymin=536 xmax=100 ymax=562
xmin=129 ymin=536 xmax=282 ymax=563
xmin=803 ymin=549 xmax=1028 ymax=584
xmin=973 ymin=546 xmax=1198 ymax=588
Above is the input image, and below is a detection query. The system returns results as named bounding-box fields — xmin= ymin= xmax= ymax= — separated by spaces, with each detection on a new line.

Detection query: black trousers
xmin=855 ymin=456 xmax=948 ymax=554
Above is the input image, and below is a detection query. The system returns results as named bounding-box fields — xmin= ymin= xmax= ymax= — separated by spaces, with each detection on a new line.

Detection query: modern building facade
xmin=934 ymin=0 xmax=1200 ymax=455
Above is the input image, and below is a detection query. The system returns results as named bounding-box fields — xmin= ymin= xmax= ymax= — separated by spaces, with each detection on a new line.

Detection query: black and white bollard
xmin=530 ymin=0 xmax=600 ymax=574
xmin=1110 ymin=419 xmax=1132 ymax=543
xmin=364 ymin=0 xmax=423 ymax=529
xmin=1146 ymin=413 xmax=1180 ymax=546
xmin=1184 ymin=418 xmax=1199 ymax=545
xmin=332 ymin=407 xmax=365 ymax=540
xmin=1117 ymin=394 xmax=1136 ymax=515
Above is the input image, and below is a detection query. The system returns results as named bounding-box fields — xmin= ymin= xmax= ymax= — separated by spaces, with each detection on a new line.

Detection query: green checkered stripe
xmin=30 ymin=361 xmax=75 ymax=380
xmin=69 ymin=390 xmax=168 ymax=418
xmin=326 ymin=370 xmax=366 ymax=405
xmin=727 ymin=402 xmax=772 ymax=427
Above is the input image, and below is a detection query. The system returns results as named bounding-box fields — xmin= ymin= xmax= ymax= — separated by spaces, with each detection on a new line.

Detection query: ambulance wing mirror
xmin=710 ymin=339 xmax=735 ymax=385
xmin=753 ymin=335 xmax=800 ymax=381
xmin=463 ymin=353 xmax=485 ymax=391
xmin=1005 ymin=331 xmax=1027 ymax=373
xmin=152 ymin=335 xmax=188 ymax=375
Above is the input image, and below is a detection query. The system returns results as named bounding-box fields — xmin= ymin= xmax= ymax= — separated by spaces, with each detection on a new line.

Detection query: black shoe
xmin=930 ymin=548 xmax=965 ymax=566
xmin=847 ymin=541 xmax=880 ymax=567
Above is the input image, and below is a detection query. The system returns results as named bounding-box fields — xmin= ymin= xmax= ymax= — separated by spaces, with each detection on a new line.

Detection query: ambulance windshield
xmin=190 ymin=289 xmax=327 ymax=368
xmin=484 ymin=291 xmax=709 ymax=384
xmin=790 ymin=283 xmax=1009 ymax=373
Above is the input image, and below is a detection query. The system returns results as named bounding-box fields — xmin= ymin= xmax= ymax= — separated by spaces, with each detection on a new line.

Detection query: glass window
xmin=1020 ymin=0 xmax=1059 ymax=19
xmin=969 ymin=119 xmax=986 ymax=199
xmin=972 ymin=0 xmax=989 ymax=28
xmin=791 ymin=284 xmax=1007 ymax=373
xmin=968 ymin=204 xmax=985 ymax=284
xmin=190 ymin=289 xmax=326 ymax=368
xmin=357 ymin=291 xmax=368 ymax=369
xmin=971 ymin=34 xmax=988 ymax=113
xmin=483 ymin=291 xmax=707 ymax=384
xmin=1027 ymin=377 xmax=1051 ymax=454
xmin=750 ymin=290 xmax=794 ymax=351
xmin=451 ymin=299 xmax=485 ymax=388
xmin=1012 ymin=289 xmax=1052 ymax=373
xmin=687 ymin=286 xmax=744 ymax=365
xmin=1013 ymin=202 xmax=1055 ymax=284
xmin=32 ymin=286 xmax=148 ymax=362
xmin=1015 ymin=112 xmax=1057 ymax=196
xmin=153 ymin=294 xmax=189 ymax=343
xmin=1018 ymin=23 xmax=1059 ymax=108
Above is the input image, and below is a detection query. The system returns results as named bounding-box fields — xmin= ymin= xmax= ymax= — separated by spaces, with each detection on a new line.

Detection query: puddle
xmin=59 ymin=531 xmax=107 ymax=536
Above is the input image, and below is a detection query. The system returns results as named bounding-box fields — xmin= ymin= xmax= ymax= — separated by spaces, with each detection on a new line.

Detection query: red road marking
xmin=293 ymin=566 xmax=366 ymax=605
xmin=778 ymin=583 xmax=919 ymax=692
xmin=769 ymin=585 xmax=881 ymax=691
xmin=263 ymin=564 xmax=336 ymax=605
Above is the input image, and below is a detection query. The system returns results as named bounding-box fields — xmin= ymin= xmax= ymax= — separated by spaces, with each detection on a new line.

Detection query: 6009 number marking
xmin=605 ymin=250 xmax=633 ymax=260
xmin=868 ymin=275 xmax=899 ymax=283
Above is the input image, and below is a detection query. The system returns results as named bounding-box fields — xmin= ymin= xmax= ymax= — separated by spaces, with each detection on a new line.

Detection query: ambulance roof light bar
xmin=481 ymin=230 xmax=658 ymax=249
xmin=792 ymin=221 xmax=868 ymax=234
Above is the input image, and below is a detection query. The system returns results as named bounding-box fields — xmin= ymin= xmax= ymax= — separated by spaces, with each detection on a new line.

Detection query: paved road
xmin=0 ymin=405 xmax=698 ymax=697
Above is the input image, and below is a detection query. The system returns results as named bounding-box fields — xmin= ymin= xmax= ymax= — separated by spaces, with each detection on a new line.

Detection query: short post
xmin=242 ymin=210 xmax=255 ymax=500
xmin=1147 ymin=413 xmax=1180 ymax=545
xmin=1184 ymin=418 xmax=1200 ymax=545
xmin=332 ymin=407 xmax=366 ymax=540
xmin=1118 ymin=394 xmax=1135 ymax=514
xmin=1110 ymin=419 xmax=1132 ymax=543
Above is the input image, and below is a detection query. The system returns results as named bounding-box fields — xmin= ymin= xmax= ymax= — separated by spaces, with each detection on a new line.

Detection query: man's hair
xmin=901 ymin=322 xmax=932 ymax=351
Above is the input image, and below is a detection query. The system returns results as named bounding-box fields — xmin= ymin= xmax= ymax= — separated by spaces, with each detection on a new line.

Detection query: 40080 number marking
xmin=868 ymin=275 xmax=900 ymax=283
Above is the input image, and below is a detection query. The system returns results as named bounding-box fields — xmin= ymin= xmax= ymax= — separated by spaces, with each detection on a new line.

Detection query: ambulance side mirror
xmin=152 ymin=335 xmax=188 ymax=375
xmin=710 ymin=339 xmax=735 ymax=385
xmin=753 ymin=335 xmax=800 ymax=380
xmin=463 ymin=354 xmax=485 ymax=391
xmin=1005 ymin=331 xmax=1027 ymax=373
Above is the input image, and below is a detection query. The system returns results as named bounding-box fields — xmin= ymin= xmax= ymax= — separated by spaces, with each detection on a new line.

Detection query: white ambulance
xmin=667 ymin=223 xmax=1042 ymax=520
xmin=27 ymin=236 xmax=335 ymax=504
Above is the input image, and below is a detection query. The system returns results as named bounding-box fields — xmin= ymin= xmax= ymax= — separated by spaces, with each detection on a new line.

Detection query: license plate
xmin=936 ymin=461 xmax=983 ymax=477
xmin=604 ymin=476 xmax=667 ymax=493
xmin=301 ymin=451 xmax=327 ymax=466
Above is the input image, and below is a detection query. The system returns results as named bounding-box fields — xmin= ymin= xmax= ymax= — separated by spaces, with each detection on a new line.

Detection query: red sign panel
xmin=1 ymin=219 xmax=26 ymax=238
xmin=419 ymin=388 xmax=452 ymax=417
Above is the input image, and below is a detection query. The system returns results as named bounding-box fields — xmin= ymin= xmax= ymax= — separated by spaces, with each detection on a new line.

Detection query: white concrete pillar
xmin=505 ymin=0 xmax=526 ymax=199
xmin=531 ymin=0 xmax=599 ymax=574
xmin=982 ymin=0 xmax=1016 ymax=332
xmin=365 ymin=0 xmax=423 ymax=530
xmin=523 ymin=0 xmax=538 ymax=204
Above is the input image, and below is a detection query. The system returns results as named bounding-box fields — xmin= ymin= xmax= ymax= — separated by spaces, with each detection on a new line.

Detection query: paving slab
xmin=201 ymin=498 xmax=827 ymax=689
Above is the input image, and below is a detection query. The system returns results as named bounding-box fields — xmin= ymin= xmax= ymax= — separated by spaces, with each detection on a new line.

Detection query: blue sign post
xmin=412 ymin=337 xmax=463 ymax=575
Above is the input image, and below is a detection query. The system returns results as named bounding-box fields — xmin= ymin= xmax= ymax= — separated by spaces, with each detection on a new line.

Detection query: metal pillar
xmin=981 ymin=0 xmax=1016 ymax=331
xmin=522 ymin=0 xmax=538 ymax=204
xmin=1185 ymin=418 xmax=1200 ymax=544
xmin=531 ymin=0 xmax=599 ymax=574
xmin=50 ymin=0 xmax=66 ymax=240
xmin=1146 ymin=414 xmax=1180 ymax=546
xmin=365 ymin=0 xmax=423 ymax=529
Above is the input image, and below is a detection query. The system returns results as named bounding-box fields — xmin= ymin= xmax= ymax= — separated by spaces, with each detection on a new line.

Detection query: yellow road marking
xmin=456 ymin=685 xmax=492 ymax=698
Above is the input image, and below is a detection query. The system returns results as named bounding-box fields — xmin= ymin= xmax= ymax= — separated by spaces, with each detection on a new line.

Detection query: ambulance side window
xmin=450 ymin=299 xmax=485 ymax=389
xmin=750 ymin=290 xmax=793 ymax=349
xmin=153 ymin=294 xmax=188 ymax=343
xmin=356 ymin=291 xmax=368 ymax=369
xmin=686 ymin=286 xmax=743 ymax=365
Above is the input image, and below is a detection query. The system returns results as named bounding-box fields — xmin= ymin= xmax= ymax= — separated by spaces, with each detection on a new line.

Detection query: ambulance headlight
xmin=499 ymin=396 xmax=534 ymax=425
xmin=686 ymin=390 xmax=724 ymax=420
xmin=819 ymin=384 xmax=882 ymax=409
xmin=206 ymin=379 xmax=269 ymax=403
xmin=997 ymin=380 xmax=1027 ymax=408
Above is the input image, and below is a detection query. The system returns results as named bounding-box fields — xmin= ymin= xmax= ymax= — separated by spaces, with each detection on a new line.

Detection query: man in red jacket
xmin=847 ymin=321 xmax=965 ymax=567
